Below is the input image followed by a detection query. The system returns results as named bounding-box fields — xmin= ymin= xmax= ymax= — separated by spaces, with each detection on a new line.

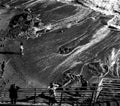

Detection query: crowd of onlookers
xmin=6 ymin=75 xmax=88 ymax=105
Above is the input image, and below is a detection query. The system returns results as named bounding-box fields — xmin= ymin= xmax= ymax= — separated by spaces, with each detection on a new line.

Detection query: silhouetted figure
xmin=20 ymin=42 xmax=24 ymax=55
xmin=9 ymin=84 xmax=19 ymax=104
xmin=0 ymin=59 xmax=11 ymax=78
xmin=0 ymin=61 xmax=5 ymax=78
xmin=80 ymin=75 xmax=88 ymax=90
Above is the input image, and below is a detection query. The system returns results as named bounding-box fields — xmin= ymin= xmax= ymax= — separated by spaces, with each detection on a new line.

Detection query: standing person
xmin=80 ymin=75 xmax=88 ymax=90
xmin=20 ymin=42 xmax=24 ymax=56
xmin=0 ymin=59 xmax=11 ymax=78
xmin=0 ymin=61 xmax=5 ymax=78
xmin=48 ymin=82 xmax=59 ymax=96
xmin=48 ymin=83 xmax=54 ymax=96
xmin=48 ymin=83 xmax=58 ymax=106
xmin=48 ymin=83 xmax=55 ymax=106
xmin=9 ymin=84 xmax=19 ymax=104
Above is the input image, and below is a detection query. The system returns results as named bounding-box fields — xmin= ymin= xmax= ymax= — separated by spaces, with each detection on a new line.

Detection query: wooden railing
xmin=0 ymin=81 xmax=120 ymax=106
xmin=0 ymin=87 xmax=96 ymax=105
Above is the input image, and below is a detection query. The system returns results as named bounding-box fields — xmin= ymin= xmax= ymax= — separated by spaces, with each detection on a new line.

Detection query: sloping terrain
xmin=0 ymin=0 xmax=120 ymax=92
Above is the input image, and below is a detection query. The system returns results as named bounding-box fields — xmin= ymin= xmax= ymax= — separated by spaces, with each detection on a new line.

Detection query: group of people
xmin=7 ymin=75 xmax=87 ymax=105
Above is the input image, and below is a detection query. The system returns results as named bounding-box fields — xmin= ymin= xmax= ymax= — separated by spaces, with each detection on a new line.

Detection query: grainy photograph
xmin=0 ymin=0 xmax=120 ymax=106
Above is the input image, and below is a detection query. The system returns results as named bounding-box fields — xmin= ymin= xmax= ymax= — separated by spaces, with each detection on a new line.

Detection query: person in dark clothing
xmin=9 ymin=84 xmax=19 ymax=104
xmin=80 ymin=75 xmax=88 ymax=90
xmin=0 ymin=59 xmax=11 ymax=78
xmin=1 ymin=61 xmax=5 ymax=75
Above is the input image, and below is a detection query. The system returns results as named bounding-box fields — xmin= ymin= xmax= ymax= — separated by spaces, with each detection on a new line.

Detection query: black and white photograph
xmin=0 ymin=0 xmax=120 ymax=106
